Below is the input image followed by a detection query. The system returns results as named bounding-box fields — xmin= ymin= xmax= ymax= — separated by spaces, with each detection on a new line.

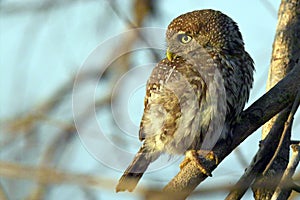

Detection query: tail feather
xmin=116 ymin=146 xmax=157 ymax=192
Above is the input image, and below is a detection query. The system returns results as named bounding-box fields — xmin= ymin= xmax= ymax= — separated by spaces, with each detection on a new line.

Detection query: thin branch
xmin=0 ymin=0 xmax=96 ymax=15
xmin=270 ymin=91 xmax=300 ymax=200
xmin=234 ymin=148 xmax=249 ymax=168
xmin=0 ymin=161 xmax=115 ymax=190
xmin=0 ymin=183 xmax=8 ymax=200
xmin=26 ymin=127 xmax=75 ymax=200
xmin=264 ymin=89 xmax=300 ymax=175
xmin=1 ymin=160 xmax=300 ymax=199
xmin=271 ymin=144 xmax=300 ymax=199
xmin=262 ymin=108 xmax=292 ymax=176
xmin=107 ymin=1 xmax=161 ymax=61
xmin=291 ymin=182 xmax=300 ymax=193
xmin=259 ymin=0 xmax=278 ymax=19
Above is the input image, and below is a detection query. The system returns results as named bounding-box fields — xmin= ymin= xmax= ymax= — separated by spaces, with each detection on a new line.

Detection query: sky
xmin=1 ymin=0 xmax=299 ymax=199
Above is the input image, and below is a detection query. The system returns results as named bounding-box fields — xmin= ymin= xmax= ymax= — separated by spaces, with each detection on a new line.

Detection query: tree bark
xmin=253 ymin=0 xmax=300 ymax=199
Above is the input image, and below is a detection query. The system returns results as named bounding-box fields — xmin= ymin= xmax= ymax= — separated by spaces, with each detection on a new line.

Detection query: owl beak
xmin=166 ymin=48 xmax=175 ymax=61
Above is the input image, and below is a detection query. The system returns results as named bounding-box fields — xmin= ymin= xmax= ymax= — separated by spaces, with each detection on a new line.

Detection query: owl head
xmin=165 ymin=9 xmax=245 ymax=61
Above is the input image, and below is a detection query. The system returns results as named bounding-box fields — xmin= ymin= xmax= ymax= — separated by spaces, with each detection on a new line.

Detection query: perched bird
xmin=116 ymin=9 xmax=254 ymax=192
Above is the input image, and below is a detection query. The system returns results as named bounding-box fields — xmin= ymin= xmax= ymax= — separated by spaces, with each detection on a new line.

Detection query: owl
xmin=116 ymin=9 xmax=254 ymax=192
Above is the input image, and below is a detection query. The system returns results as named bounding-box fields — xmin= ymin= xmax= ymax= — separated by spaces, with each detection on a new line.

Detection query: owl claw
xmin=205 ymin=150 xmax=219 ymax=165
xmin=180 ymin=150 xmax=218 ymax=177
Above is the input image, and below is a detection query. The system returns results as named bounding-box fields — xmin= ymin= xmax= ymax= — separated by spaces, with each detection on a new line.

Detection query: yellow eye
xmin=177 ymin=34 xmax=192 ymax=44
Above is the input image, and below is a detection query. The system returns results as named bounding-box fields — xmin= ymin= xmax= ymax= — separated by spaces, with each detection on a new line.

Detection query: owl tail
xmin=116 ymin=146 xmax=159 ymax=192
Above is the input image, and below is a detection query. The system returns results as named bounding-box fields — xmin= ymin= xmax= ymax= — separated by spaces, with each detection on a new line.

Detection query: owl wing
xmin=138 ymin=59 xmax=182 ymax=141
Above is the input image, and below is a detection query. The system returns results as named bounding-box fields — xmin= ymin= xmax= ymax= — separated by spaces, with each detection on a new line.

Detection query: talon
xmin=180 ymin=150 xmax=218 ymax=177
xmin=179 ymin=156 xmax=190 ymax=169
xmin=205 ymin=151 xmax=219 ymax=165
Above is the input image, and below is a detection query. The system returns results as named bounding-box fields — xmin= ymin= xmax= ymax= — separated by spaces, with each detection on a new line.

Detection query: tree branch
xmin=0 ymin=161 xmax=115 ymax=190
xmin=270 ymin=90 xmax=300 ymax=199
xmin=225 ymin=107 xmax=291 ymax=200
xmin=225 ymin=88 xmax=300 ymax=199
xmin=160 ymin=62 xmax=300 ymax=199
xmin=253 ymin=0 xmax=300 ymax=198
xmin=0 ymin=183 xmax=8 ymax=200
xmin=271 ymin=144 xmax=300 ymax=200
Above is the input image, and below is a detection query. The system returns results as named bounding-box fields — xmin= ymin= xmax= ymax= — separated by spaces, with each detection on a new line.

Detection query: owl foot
xmin=180 ymin=150 xmax=218 ymax=177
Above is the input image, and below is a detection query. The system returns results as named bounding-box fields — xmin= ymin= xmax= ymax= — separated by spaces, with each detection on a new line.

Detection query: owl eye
xmin=177 ymin=34 xmax=192 ymax=44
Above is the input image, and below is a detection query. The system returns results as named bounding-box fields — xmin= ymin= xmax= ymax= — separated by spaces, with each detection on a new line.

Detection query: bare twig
xmin=262 ymin=108 xmax=292 ymax=176
xmin=26 ymin=126 xmax=75 ymax=200
xmin=0 ymin=183 xmax=8 ymax=200
xmin=271 ymin=144 xmax=300 ymax=200
xmin=0 ymin=0 xmax=96 ymax=14
xmin=107 ymin=1 xmax=161 ymax=61
xmin=259 ymin=0 xmax=278 ymax=19
xmin=264 ymin=90 xmax=300 ymax=175
xmin=270 ymin=91 xmax=300 ymax=200
xmin=234 ymin=148 xmax=249 ymax=168
xmin=0 ymin=161 xmax=115 ymax=190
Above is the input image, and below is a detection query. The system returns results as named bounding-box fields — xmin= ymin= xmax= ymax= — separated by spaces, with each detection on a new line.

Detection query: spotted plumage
xmin=116 ymin=9 xmax=254 ymax=192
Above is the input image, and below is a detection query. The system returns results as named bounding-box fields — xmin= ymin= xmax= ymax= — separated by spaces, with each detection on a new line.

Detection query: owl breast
xmin=139 ymin=57 xmax=222 ymax=155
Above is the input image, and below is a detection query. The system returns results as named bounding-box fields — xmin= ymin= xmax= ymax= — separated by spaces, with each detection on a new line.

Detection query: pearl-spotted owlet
xmin=116 ymin=9 xmax=254 ymax=192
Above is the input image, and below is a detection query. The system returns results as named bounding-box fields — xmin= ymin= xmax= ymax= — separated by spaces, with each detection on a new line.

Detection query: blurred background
xmin=1 ymin=0 xmax=299 ymax=199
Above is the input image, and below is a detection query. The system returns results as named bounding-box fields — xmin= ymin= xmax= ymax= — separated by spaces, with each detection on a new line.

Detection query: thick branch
xmin=225 ymin=106 xmax=292 ymax=200
xmin=225 ymin=88 xmax=299 ymax=199
xmin=161 ymin=63 xmax=300 ymax=198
